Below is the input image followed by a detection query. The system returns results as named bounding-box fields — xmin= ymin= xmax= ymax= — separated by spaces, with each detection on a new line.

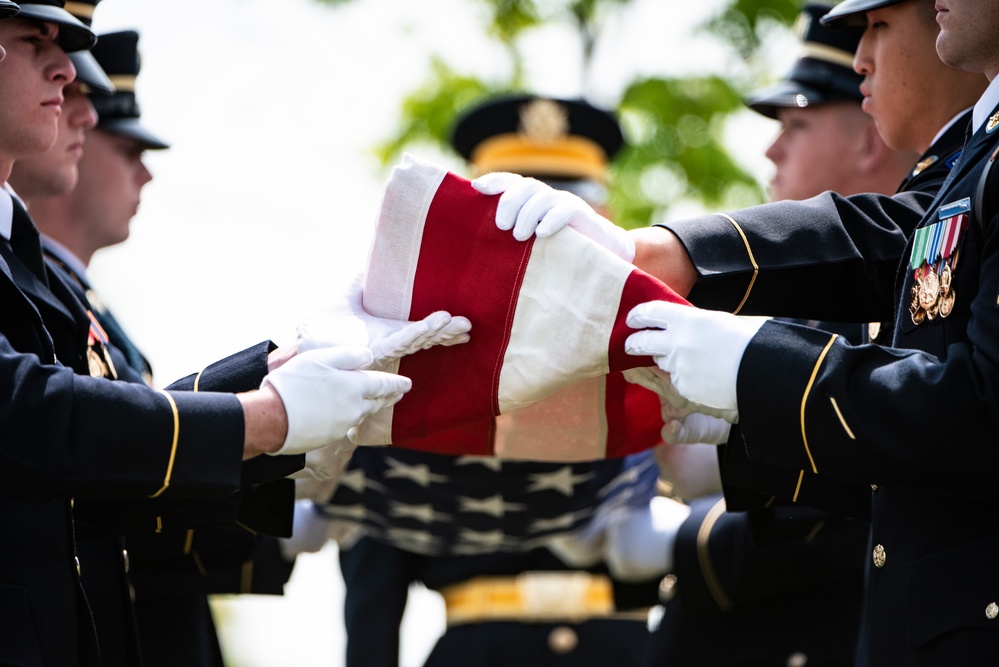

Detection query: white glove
xmin=653 ymin=443 xmax=724 ymax=501
xmin=261 ymin=346 xmax=412 ymax=455
xmin=471 ymin=172 xmax=636 ymax=262
xmin=297 ymin=272 xmax=471 ymax=371
xmin=604 ymin=496 xmax=691 ymax=581
xmin=289 ymin=437 xmax=357 ymax=502
xmin=278 ymin=500 xmax=338 ymax=560
xmin=623 ymin=366 xmax=734 ymax=444
xmin=662 ymin=413 xmax=732 ymax=446
xmin=625 ymin=301 xmax=765 ymax=423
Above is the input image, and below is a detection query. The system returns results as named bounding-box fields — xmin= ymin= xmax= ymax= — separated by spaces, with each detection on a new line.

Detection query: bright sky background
xmin=86 ymin=1 xmax=789 ymax=664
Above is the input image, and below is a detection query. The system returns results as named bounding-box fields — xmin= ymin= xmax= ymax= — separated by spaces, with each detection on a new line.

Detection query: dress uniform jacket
xmin=0 ymin=196 xmax=293 ymax=666
xmin=647 ymin=322 xmax=871 ymax=667
xmin=662 ymin=103 xmax=999 ymax=665
xmin=647 ymin=493 xmax=869 ymax=666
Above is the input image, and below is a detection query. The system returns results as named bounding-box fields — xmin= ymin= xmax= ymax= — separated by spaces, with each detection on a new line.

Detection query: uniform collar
xmin=930 ymin=107 xmax=974 ymax=148
xmin=40 ymin=233 xmax=88 ymax=281
xmin=972 ymin=76 xmax=999 ymax=134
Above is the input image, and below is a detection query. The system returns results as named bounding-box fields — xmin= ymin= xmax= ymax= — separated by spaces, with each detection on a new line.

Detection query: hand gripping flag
xmin=356 ymin=154 xmax=690 ymax=459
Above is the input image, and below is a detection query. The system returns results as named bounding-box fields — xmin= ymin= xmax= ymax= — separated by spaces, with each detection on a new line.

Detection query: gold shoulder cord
xmin=149 ymin=390 xmax=180 ymax=498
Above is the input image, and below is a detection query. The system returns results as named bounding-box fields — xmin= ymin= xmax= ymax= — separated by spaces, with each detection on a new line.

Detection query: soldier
xmin=0 ymin=3 xmax=460 ymax=663
xmin=644 ymin=5 xmax=915 ymax=665
xmin=11 ymin=24 xmax=294 ymax=665
xmin=480 ymin=0 xmax=999 ymax=663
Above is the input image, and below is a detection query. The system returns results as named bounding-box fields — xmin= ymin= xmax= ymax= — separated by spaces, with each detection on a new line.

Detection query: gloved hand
xmin=604 ymin=496 xmax=691 ymax=581
xmin=297 ymin=272 xmax=472 ymax=371
xmin=471 ymin=172 xmax=636 ymax=262
xmin=653 ymin=443 xmax=724 ymax=501
xmin=278 ymin=500 xmax=338 ymax=560
xmin=623 ymin=366 xmax=735 ymax=443
xmin=289 ymin=437 xmax=358 ymax=502
xmin=261 ymin=346 xmax=412 ymax=455
xmin=625 ymin=301 xmax=766 ymax=423
xmin=662 ymin=413 xmax=732 ymax=446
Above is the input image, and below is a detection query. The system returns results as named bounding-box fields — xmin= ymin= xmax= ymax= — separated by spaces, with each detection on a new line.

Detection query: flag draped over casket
xmin=357 ymin=154 xmax=690 ymax=460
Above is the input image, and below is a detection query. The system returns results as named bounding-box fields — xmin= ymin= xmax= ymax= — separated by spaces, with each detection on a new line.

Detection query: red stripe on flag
xmin=608 ymin=267 xmax=690 ymax=372
xmin=393 ymin=172 xmax=533 ymax=451
xmin=604 ymin=372 xmax=666 ymax=458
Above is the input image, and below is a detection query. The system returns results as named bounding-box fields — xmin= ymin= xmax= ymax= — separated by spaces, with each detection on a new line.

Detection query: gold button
xmin=872 ymin=544 xmax=886 ymax=568
xmin=787 ymin=652 xmax=808 ymax=667
xmin=74 ymin=556 xmax=81 ymax=576
xmin=70 ymin=497 xmax=75 ymax=509
xmin=547 ymin=626 xmax=578 ymax=654
xmin=987 ymin=602 xmax=998 ymax=620
xmin=659 ymin=574 xmax=678 ymax=602
xmin=870 ymin=484 xmax=878 ymax=491
xmin=122 ymin=549 xmax=129 ymax=574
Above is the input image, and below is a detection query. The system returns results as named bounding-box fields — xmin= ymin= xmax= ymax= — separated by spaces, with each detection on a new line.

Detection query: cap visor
xmin=99 ymin=118 xmax=170 ymax=150
xmin=12 ymin=4 xmax=96 ymax=51
xmin=70 ymin=51 xmax=114 ymax=94
xmin=744 ymin=81 xmax=830 ymax=118
xmin=820 ymin=0 xmax=900 ymax=27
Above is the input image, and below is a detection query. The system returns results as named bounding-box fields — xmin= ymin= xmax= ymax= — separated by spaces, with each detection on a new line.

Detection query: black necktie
xmin=9 ymin=198 xmax=49 ymax=286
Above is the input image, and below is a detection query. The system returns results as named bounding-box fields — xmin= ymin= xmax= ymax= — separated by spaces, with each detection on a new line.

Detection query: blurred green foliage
xmin=327 ymin=0 xmax=805 ymax=227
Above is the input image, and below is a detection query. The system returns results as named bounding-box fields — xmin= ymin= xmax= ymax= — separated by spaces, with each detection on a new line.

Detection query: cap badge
xmin=987 ymin=111 xmax=999 ymax=134
xmin=519 ymin=99 xmax=569 ymax=144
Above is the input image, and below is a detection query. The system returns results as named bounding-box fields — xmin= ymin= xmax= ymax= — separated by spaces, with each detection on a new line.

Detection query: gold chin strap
xmin=106 ymin=74 xmax=137 ymax=93
xmin=64 ymin=1 xmax=95 ymax=19
xmin=472 ymin=134 xmax=608 ymax=182
xmin=799 ymin=41 xmax=856 ymax=69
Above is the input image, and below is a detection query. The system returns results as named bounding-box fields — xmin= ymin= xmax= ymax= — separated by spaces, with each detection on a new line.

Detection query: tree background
xmin=342 ymin=0 xmax=803 ymax=227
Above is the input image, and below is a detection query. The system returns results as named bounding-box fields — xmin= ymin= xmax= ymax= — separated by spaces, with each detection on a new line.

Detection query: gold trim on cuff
xmin=793 ymin=470 xmax=805 ymax=502
xmin=149 ymin=390 xmax=180 ymax=498
xmin=697 ymin=497 xmax=733 ymax=612
xmin=718 ymin=214 xmax=759 ymax=315
xmin=800 ymin=335 xmax=839 ymax=474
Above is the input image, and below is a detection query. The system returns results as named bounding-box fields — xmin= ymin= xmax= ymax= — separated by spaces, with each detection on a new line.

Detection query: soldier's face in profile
xmin=765 ymin=103 xmax=869 ymax=202
xmin=10 ymin=81 xmax=98 ymax=199
xmin=71 ymin=129 xmax=153 ymax=249
xmin=0 ymin=19 xmax=75 ymax=170
xmin=853 ymin=1 xmax=952 ymax=152
xmin=934 ymin=0 xmax=999 ymax=77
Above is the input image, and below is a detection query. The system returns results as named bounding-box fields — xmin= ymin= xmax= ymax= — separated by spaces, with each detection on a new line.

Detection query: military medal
xmin=86 ymin=310 xmax=117 ymax=379
xmin=908 ymin=198 xmax=970 ymax=325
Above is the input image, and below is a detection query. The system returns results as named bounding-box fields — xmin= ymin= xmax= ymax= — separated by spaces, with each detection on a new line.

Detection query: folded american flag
xmin=357 ymin=154 xmax=687 ymax=459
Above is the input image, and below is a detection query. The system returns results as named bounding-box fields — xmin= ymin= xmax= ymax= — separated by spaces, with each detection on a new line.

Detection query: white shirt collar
xmin=40 ymin=233 xmax=89 ymax=280
xmin=973 ymin=76 xmax=999 ymax=133
xmin=0 ymin=184 xmax=12 ymax=241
